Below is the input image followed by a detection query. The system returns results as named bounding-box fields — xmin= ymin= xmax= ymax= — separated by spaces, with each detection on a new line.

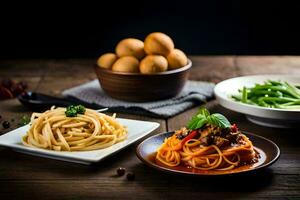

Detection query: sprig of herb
xmin=187 ymin=108 xmax=231 ymax=130
xmin=19 ymin=115 xmax=30 ymax=126
xmin=65 ymin=105 xmax=86 ymax=117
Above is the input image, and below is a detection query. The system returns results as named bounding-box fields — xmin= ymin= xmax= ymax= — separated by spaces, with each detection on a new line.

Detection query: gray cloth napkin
xmin=62 ymin=80 xmax=215 ymax=118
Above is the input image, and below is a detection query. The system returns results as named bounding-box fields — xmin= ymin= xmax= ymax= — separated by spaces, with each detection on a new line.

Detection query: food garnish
xmin=65 ymin=105 xmax=86 ymax=117
xmin=19 ymin=115 xmax=30 ymax=126
xmin=187 ymin=108 xmax=231 ymax=130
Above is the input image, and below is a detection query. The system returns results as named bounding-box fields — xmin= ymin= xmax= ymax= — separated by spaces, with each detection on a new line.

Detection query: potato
xmin=140 ymin=55 xmax=168 ymax=74
xmin=112 ymin=56 xmax=139 ymax=73
xmin=97 ymin=53 xmax=118 ymax=69
xmin=115 ymin=38 xmax=145 ymax=60
xmin=167 ymin=49 xmax=188 ymax=69
xmin=144 ymin=32 xmax=174 ymax=56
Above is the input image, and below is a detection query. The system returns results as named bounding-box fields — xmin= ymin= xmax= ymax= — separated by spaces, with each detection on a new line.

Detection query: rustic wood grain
xmin=236 ymin=56 xmax=300 ymax=75
xmin=189 ymin=56 xmax=237 ymax=83
xmin=0 ymin=174 xmax=299 ymax=200
xmin=0 ymin=99 xmax=32 ymax=135
xmin=0 ymin=59 xmax=46 ymax=77
xmin=36 ymin=76 xmax=95 ymax=97
xmin=0 ymin=56 xmax=299 ymax=200
xmin=42 ymin=59 xmax=95 ymax=78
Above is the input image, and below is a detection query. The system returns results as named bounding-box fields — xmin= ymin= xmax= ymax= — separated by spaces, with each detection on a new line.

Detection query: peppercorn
xmin=2 ymin=121 xmax=10 ymax=129
xmin=126 ymin=172 xmax=135 ymax=181
xmin=116 ymin=167 xmax=126 ymax=176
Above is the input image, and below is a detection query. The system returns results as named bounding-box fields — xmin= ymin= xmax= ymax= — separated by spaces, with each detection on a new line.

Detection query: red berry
xmin=11 ymin=84 xmax=24 ymax=96
xmin=19 ymin=81 xmax=28 ymax=90
xmin=0 ymin=86 xmax=13 ymax=100
xmin=1 ymin=79 xmax=15 ymax=88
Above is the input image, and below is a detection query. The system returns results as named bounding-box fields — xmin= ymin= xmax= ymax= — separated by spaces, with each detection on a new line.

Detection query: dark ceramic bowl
xmin=136 ymin=131 xmax=280 ymax=176
xmin=95 ymin=59 xmax=192 ymax=102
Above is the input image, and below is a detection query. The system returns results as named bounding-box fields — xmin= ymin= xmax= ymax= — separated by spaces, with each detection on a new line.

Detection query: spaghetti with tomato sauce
xmin=155 ymin=123 xmax=261 ymax=172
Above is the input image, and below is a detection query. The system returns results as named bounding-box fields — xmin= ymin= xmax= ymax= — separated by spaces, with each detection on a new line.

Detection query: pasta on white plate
xmin=22 ymin=105 xmax=127 ymax=151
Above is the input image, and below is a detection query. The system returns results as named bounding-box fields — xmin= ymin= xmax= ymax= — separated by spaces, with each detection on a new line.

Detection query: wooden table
xmin=0 ymin=56 xmax=299 ymax=200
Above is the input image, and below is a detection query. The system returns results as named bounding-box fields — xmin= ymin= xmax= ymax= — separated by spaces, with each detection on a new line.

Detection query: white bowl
xmin=214 ymin=75 xmax=300 ymax=128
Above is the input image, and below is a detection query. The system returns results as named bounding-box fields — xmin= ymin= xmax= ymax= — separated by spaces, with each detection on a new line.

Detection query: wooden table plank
xmin=0 ymin=99 xmax=32 ymax=135
xmin=35 ymin=76 xmax=94 ymax=96
xmin=42 ymin=59 xmax=95 ymax=77
xmin=236 ymin=56 xmax=300 ymax=75
xmin=0 ymin=56 xmax=300 ymax=199
xmin=0 ymin=59 xmax=47 ymax=77
xmin=0 ymin=172 xmax=298 ymax=200
xmin=189 ymin=56 xmax=237 ymax=82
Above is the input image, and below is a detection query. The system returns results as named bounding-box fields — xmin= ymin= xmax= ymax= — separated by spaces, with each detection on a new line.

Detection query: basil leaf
xmin=198 ymin=107 xmax=210 ymax=117
xmin=187 ymin=116 xmax=201 ymax=130
xmin=195 ymin=117 xmax=207 ymax=129
xmin=186 ymin=108 xmax=231 ymax=130
xmin=187 ymin=116 xmax=207 ymax=130
xmin=209 ymin=113 xmax=231 ymax=128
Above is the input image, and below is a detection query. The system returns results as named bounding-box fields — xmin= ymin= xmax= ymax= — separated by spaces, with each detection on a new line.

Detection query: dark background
xmin=1 ymin=0 xmax=300 ymax=59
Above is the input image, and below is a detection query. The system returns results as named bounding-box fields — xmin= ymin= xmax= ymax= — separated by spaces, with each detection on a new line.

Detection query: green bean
xmin=231 ymin=80 xmax=300 ymax=109
xmin=242 ymin=87 xmax=248 ymax=103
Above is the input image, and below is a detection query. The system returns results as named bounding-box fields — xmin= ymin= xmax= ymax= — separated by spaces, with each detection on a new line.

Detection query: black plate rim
xmin=136 ymin=131 xmax=281 ymax=176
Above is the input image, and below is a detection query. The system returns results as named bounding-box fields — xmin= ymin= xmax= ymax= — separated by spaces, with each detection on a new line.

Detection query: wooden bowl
xmin=95 ymin=59 xmax=192 ymax=102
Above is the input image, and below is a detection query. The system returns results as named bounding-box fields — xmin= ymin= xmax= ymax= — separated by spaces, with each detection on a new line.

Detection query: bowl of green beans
xmin=214 ymin=75 xmax=300 ymax=128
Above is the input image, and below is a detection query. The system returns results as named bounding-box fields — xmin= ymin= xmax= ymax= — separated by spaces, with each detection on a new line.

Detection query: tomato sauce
xmin=148 ymin=147 xmax=266 ymax=175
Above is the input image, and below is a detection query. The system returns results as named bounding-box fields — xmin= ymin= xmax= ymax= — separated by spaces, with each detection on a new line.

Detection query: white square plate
xmin=0 ymin=118 xmax=160 ymax=164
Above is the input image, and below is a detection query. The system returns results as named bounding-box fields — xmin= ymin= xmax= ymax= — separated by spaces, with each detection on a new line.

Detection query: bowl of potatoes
xmin=95 ymin=32 xmax=192 ymax=102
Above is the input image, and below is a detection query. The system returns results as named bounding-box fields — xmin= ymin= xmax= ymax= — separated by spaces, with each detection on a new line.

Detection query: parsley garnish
xmin=65 ymin=105 xmax=86 ymax=117
xmin=76 ymin=105 xmax=86 ymax=114
xmin=19 ymin=115 xmax=30 ymax=126
xmin=187 ymin=108 xmax=231 ymax=130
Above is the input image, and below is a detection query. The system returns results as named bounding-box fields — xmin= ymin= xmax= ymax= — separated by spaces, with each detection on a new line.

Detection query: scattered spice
xmin=126 ymin=172 xmax=135 ymax=181
xmin=116 ymin=167 xmax=126 ymax=176
xmin=2 ymin=121 xmax=10 ymax=129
